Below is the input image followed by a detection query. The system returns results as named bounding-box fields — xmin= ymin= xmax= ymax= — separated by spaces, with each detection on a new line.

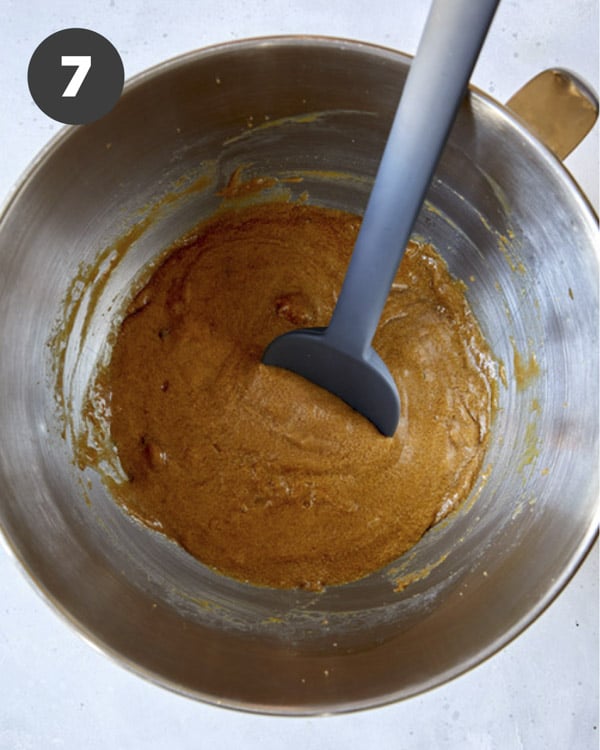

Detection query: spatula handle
xmin=326 ymin=0 xmax=500 ymax=355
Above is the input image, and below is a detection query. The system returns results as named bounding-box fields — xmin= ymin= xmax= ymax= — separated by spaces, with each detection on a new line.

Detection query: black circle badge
xmin=28 ymin=28 xmax=124 ymax=125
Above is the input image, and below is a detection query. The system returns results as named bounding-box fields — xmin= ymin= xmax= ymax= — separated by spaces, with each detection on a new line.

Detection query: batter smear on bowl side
xmin=91 ymin=201 xmax=497 ymax=590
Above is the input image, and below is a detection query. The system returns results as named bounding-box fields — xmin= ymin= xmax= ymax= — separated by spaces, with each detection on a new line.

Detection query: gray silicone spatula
xmin=262 ymin=0 xmax=500 ymax=436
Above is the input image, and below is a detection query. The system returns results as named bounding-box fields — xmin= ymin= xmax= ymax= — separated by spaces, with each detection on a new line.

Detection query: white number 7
xmin=61 ymin=55 xmax=92 ymax=97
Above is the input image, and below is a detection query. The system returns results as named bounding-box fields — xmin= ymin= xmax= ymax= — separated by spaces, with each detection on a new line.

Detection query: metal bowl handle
xmin=506 ymin=68 xmax=599 ymax=161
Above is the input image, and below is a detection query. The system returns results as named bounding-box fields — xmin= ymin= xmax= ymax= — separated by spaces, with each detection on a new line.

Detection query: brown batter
xmin=100 ymin=201 xmax=496 ymax=589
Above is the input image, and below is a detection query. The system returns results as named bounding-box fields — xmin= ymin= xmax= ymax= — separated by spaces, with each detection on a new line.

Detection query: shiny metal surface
xmin=0 ymin=37 xmax=597 ymax=714
xmin=507 ymin=68 xmax=599 ymax=160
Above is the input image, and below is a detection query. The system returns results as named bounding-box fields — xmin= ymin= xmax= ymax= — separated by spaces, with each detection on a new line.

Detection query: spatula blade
xmin=262 ymin=327 xmax=400 ymax=436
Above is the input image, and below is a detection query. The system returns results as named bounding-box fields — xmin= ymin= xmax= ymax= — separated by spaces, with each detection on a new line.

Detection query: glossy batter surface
xmin=101 ymin=202 xmax=496 ymax=589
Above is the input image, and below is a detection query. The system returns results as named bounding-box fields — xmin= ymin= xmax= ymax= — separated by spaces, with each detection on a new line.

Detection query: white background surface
xmin=1 ymin=1 xmax=598 ymax=748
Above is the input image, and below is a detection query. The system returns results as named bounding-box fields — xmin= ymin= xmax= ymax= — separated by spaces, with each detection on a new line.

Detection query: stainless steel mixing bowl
xmin=0 ymin=37 xmax=598 ymax=714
